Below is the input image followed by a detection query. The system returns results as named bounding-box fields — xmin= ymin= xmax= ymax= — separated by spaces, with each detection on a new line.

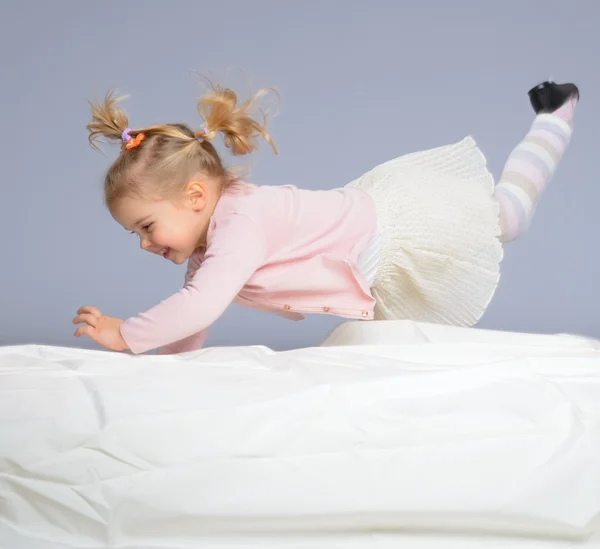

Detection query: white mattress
xmin=1 ymin=320 xmax=600 ymax=549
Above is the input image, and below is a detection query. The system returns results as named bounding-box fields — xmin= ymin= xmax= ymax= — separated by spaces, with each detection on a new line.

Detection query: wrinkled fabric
xmin=1 ymin=320 xmax=600 ymax=549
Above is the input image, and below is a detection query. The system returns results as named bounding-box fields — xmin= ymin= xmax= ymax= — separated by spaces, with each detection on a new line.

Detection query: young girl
xmin=73 ymin=79 xmax=579 ymax=354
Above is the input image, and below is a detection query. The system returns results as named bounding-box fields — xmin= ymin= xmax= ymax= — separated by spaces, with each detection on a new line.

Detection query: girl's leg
xmin=494 ymin=82 xmax=579 ymax=242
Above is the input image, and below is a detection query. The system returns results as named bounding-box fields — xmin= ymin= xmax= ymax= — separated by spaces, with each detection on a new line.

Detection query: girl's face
xmin=111 ymin=181 xmax=215 ymax=265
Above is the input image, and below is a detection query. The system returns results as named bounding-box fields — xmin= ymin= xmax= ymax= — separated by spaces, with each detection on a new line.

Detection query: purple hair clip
xmin=121 ymin=128 xmax=133 ymax=143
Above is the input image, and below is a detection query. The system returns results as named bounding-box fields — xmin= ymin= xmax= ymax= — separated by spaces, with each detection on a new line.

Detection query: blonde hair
xmin=86 ymin=82 xmax=278 ymax=208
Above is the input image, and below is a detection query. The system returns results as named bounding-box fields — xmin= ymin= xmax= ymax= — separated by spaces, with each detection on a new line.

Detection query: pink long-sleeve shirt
xmin=120 ymin=182 xmax=378 ymax=354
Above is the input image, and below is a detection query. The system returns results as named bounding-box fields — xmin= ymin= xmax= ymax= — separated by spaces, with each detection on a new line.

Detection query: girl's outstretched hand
xmin=73 ymin=306 xmax=129 ymax=352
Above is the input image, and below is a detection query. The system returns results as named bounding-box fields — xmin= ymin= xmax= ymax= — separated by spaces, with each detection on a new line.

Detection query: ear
xmin=184 ymin=180 xmax=209 ymax=211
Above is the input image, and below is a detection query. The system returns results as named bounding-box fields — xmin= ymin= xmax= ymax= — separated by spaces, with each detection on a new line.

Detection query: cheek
xmin=148 ymin=228 xmax=170 ymax=245
xmin=152 ymin=226 xmax=194 ymax=248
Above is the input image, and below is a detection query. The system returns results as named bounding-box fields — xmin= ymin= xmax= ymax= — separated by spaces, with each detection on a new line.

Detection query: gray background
xmin=1 ymin=1 xmax=598 ymax=351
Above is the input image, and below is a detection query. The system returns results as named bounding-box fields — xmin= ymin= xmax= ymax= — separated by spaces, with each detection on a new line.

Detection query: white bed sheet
xmin=1 ymin=320 xmax=599 ymax=549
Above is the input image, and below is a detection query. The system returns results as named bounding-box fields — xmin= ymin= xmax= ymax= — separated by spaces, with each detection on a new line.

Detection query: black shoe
xmin=528 ymin=81 xmax=579 ymax=115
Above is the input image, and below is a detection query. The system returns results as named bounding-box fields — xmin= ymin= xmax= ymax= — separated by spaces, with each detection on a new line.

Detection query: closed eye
xmin=130 ymin=222 xmax=154 ymax=235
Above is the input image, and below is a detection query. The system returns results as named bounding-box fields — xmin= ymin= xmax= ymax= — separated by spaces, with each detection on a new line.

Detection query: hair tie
xmin=125 ymin=133 xmax=145 ymax=150
xmin=121 ymin=128 xmax=145 ymax=150
xmin=197 ymin=126 xmax=210 ymax=142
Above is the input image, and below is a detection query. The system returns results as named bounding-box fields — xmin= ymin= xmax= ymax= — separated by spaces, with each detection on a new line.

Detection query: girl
xmin=73 ymin=79 xmax=579 ymax=354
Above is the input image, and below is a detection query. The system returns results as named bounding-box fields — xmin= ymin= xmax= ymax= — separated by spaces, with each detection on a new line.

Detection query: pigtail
xmin=195 ymin=84 xmax=279 ymax=156
xmin=87 ymin=91 xmax=131 ymax=151
xmin=87 ymin=75 xmax=281 ymax=208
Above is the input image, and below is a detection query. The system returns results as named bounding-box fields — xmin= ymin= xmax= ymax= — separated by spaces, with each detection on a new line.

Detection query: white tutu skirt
xmin=346 ymin=136 xmax=503 ymax=327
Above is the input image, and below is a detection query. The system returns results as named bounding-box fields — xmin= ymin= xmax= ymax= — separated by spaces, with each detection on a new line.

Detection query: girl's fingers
xmin=72 ymin=313 xmax=98 ymax=327
xmin=76 ymin=305 xmax=102 ymax=317
xmin=74 ymin=325 xmax=93 ymax=338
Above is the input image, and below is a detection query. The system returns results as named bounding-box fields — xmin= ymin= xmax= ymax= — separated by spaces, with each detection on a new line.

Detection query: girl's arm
xmin=156 ymin=252 xmax=207 ymax=355
xmin=157 ymin=329 xmax=209 ymax=355
xmin=120 ymin=212 xmax=267 ymax=354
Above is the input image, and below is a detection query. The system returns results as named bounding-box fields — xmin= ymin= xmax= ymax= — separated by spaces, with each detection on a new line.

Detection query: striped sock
xmin=552 ymin=96 xmax=578 ymax=125
xmin=494 ymin=101 xmax=576 ymax=242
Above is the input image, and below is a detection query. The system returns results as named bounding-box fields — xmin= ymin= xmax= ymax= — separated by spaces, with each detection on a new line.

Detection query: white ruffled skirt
xmin=346 ymin=136 xmax=503 ymax=327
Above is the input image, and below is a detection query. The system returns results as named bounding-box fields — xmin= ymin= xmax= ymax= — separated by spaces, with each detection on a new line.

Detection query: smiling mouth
xmin=160 ymin=248 xmax=171 ymax=258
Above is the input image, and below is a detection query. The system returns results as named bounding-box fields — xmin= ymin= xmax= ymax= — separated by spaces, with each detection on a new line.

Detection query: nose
xmin=140 ymin=237 xmax=152 ymax=251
